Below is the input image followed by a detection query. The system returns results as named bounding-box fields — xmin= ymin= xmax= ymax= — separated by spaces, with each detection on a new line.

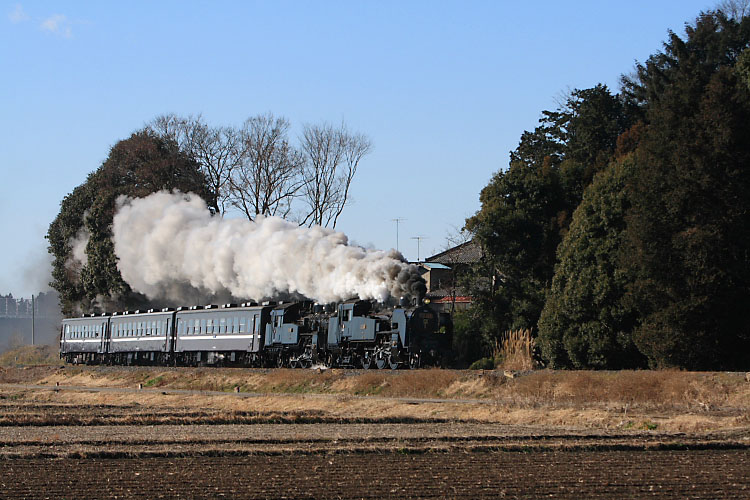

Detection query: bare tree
xmin=229 ymin=113 xmax=305 ymax=220
xmin=147 ymin=114 xmax=242 ymax=215
xmin=188 ymin=123 xmax=244 ymax=215
xmin=717 ymin=0 xmax=750 ymax=19
xmin=148 ymin=114 xmax=371 ymax=225
xmin=299 ymin=122 xmax=372 ymax=228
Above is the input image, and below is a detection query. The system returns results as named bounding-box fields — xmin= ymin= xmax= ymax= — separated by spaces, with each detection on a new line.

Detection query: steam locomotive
xmin=60 ymin=298 xmax=453 ymax=369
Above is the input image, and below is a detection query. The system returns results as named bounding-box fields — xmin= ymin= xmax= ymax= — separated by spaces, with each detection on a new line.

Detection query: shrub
xmin=469 ymin=357 xmax=495 ymax=370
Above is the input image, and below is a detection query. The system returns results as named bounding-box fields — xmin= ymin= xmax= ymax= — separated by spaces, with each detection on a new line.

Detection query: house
xmin=419 ymin=240 xmax=482 ymax=314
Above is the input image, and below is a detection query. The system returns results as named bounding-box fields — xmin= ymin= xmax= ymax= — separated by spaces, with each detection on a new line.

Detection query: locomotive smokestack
xmin=413 ymin=280 xmax=426 ymax=306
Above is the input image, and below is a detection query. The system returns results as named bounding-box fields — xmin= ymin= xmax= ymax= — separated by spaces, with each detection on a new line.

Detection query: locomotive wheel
xmin=276 ymin=356 xmax=284 ymax=368
xmin=361 ymin=354 xmax=373 ymax=370
xmin=375 ymin=353 xmax=387 ymax=370
xmin=409 ymin=353 xmax=420 ymax=370
xmin=290 ymin=359 xmax=299 ymax=369
xmin=388 ymin=355 xmax=400 ymax=370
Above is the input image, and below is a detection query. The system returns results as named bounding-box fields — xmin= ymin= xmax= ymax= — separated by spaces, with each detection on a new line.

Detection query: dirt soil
xmin=0 ymin=365 xmax=748 ymax=498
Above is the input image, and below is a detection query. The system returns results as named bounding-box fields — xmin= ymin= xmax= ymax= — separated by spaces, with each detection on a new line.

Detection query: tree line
xmin=459 ymin=6 xmax=750 ymax=370
xmin=47 ymin=115 xmax=371 ymax=315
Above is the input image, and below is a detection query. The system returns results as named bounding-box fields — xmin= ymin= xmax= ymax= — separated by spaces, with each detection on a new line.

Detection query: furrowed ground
xmin=0 ymin=361 xmax=748 ymax=498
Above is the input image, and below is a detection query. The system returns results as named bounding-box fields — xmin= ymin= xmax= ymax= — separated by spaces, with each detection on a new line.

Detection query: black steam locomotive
xmin=60 ymin=298 xmax=453 ymax=369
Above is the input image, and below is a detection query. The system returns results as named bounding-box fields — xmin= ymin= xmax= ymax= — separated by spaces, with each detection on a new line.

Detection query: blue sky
xmin=1 ymin=0 xmax=714 ymax=298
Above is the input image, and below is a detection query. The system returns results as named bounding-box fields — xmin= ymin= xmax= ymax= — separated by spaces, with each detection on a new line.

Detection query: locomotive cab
xmin=265 ymin=302 xmax=323 ymax=368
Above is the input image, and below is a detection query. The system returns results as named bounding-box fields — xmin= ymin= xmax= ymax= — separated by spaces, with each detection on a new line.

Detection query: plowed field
xmin=0 ymin=366 xmax=748 ymax=498
xmin=1 ymin=450 xmax=748 ymax=499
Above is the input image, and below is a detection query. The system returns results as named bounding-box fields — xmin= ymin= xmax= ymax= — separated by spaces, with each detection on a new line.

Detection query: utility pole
xmin=411 ymin=236 xmax=428 ymax=263
xmin=31 ymin=294 xmax=35 ymax=345
xmin=391 ymin=218 xmax=406 ymax=252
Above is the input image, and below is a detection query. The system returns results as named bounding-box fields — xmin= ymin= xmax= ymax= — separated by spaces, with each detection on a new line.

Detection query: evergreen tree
xmin=624 ymin=12 xmax=750 ymax=369
xmin=47 ymin=130 xmax=213 ymax=314
xmin=466 ymin=85 xmax=630 ymax=336
xmin=538 ymin=156 xmax=645 ymax=369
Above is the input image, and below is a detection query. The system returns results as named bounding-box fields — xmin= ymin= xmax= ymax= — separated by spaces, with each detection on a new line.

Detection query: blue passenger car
xmin=60 ymin=314 xmax=109 ymax=364
xmin=173 ymin=303 xmax=271 ymax=366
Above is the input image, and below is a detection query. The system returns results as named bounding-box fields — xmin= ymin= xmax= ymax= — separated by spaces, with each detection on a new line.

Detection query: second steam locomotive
xmin=60 ymin=298 xmax=453 ymax=369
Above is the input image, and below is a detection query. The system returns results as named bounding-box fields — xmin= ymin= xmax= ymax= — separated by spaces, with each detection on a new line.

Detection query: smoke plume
xmin=112 ymin=191 xmax=425 ymax=304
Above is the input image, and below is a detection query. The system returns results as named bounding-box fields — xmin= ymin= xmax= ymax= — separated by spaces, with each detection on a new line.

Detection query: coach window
xmin=219 ymin=317 xmax=226 ymax=334
xmin=239 ymin=317 xmax=246 ymax=333
xmin=193 ymin=319 xmax=199 ymax=335
xmin=232 ymin=316 xmax=238 ymax=334
xmin=206 ymin=318 xmax=213 ymax=334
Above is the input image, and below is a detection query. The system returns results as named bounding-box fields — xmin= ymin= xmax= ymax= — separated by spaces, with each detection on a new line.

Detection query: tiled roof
xmin=425 ymin=239 xmax=482 ymax=265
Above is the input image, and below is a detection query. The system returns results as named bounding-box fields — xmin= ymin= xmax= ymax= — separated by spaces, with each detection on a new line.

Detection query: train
xmin=60 ymin=298 xmax=454 ymax=369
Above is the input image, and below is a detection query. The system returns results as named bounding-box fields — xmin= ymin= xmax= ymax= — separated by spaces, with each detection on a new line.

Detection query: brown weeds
xmin=494 ymin=329 xmax=538 ymax=371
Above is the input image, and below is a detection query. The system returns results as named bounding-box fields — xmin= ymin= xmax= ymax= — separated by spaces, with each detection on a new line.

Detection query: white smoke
xmin=65 ymin=223 xmax=90 ymax=278
xmin=111 ymin=191 xmax=425 ymax=304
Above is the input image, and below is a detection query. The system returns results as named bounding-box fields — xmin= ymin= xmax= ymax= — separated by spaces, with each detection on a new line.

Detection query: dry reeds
xmin=494 ymin=329 xmax=538 ymax=371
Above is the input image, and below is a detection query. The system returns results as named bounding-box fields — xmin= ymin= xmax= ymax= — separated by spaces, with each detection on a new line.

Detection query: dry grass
xmin=0 ymin=345 xmax=59 ymax=367
xmin=2 ymin=365 xmax=749 ymax=433
xmin=494 ymin=329 xmax=538 ymax=371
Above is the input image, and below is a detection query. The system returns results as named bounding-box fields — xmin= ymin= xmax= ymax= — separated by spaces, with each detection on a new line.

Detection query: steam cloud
xmin=112 ymin=191 xmax=426 ymax=304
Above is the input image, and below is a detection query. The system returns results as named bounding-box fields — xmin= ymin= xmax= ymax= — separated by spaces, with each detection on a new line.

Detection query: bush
xmin=469 ymin=357 xmax=495 ymax=370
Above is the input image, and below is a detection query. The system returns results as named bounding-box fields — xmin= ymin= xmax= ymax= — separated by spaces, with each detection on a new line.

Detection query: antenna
xmin=391 ymin=218 xmax=406 ymax=252
xmin=411 ymin=236 xmax=428 ymax=263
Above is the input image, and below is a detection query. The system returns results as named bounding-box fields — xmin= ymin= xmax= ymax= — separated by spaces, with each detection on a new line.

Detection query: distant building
xmin=419 ymin=240 xmax=482 ymax=314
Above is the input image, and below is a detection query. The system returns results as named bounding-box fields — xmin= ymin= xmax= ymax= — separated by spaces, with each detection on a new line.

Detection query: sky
xmin=0 ymin=0 xmax=715 ymax=298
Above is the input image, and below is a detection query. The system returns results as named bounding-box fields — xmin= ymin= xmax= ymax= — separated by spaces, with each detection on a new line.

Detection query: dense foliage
xmin=623 ymin=13 xmax=750 ymax=369
xmin=538 ymin=157 xmax=643 ymax=369
xmin=465 ymin=85 xmax=631 ymax=333
xmin=47 ymin=131 xmax=213 ymax=315
xmin=466 ymin=9 xmax=750 ymax=370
